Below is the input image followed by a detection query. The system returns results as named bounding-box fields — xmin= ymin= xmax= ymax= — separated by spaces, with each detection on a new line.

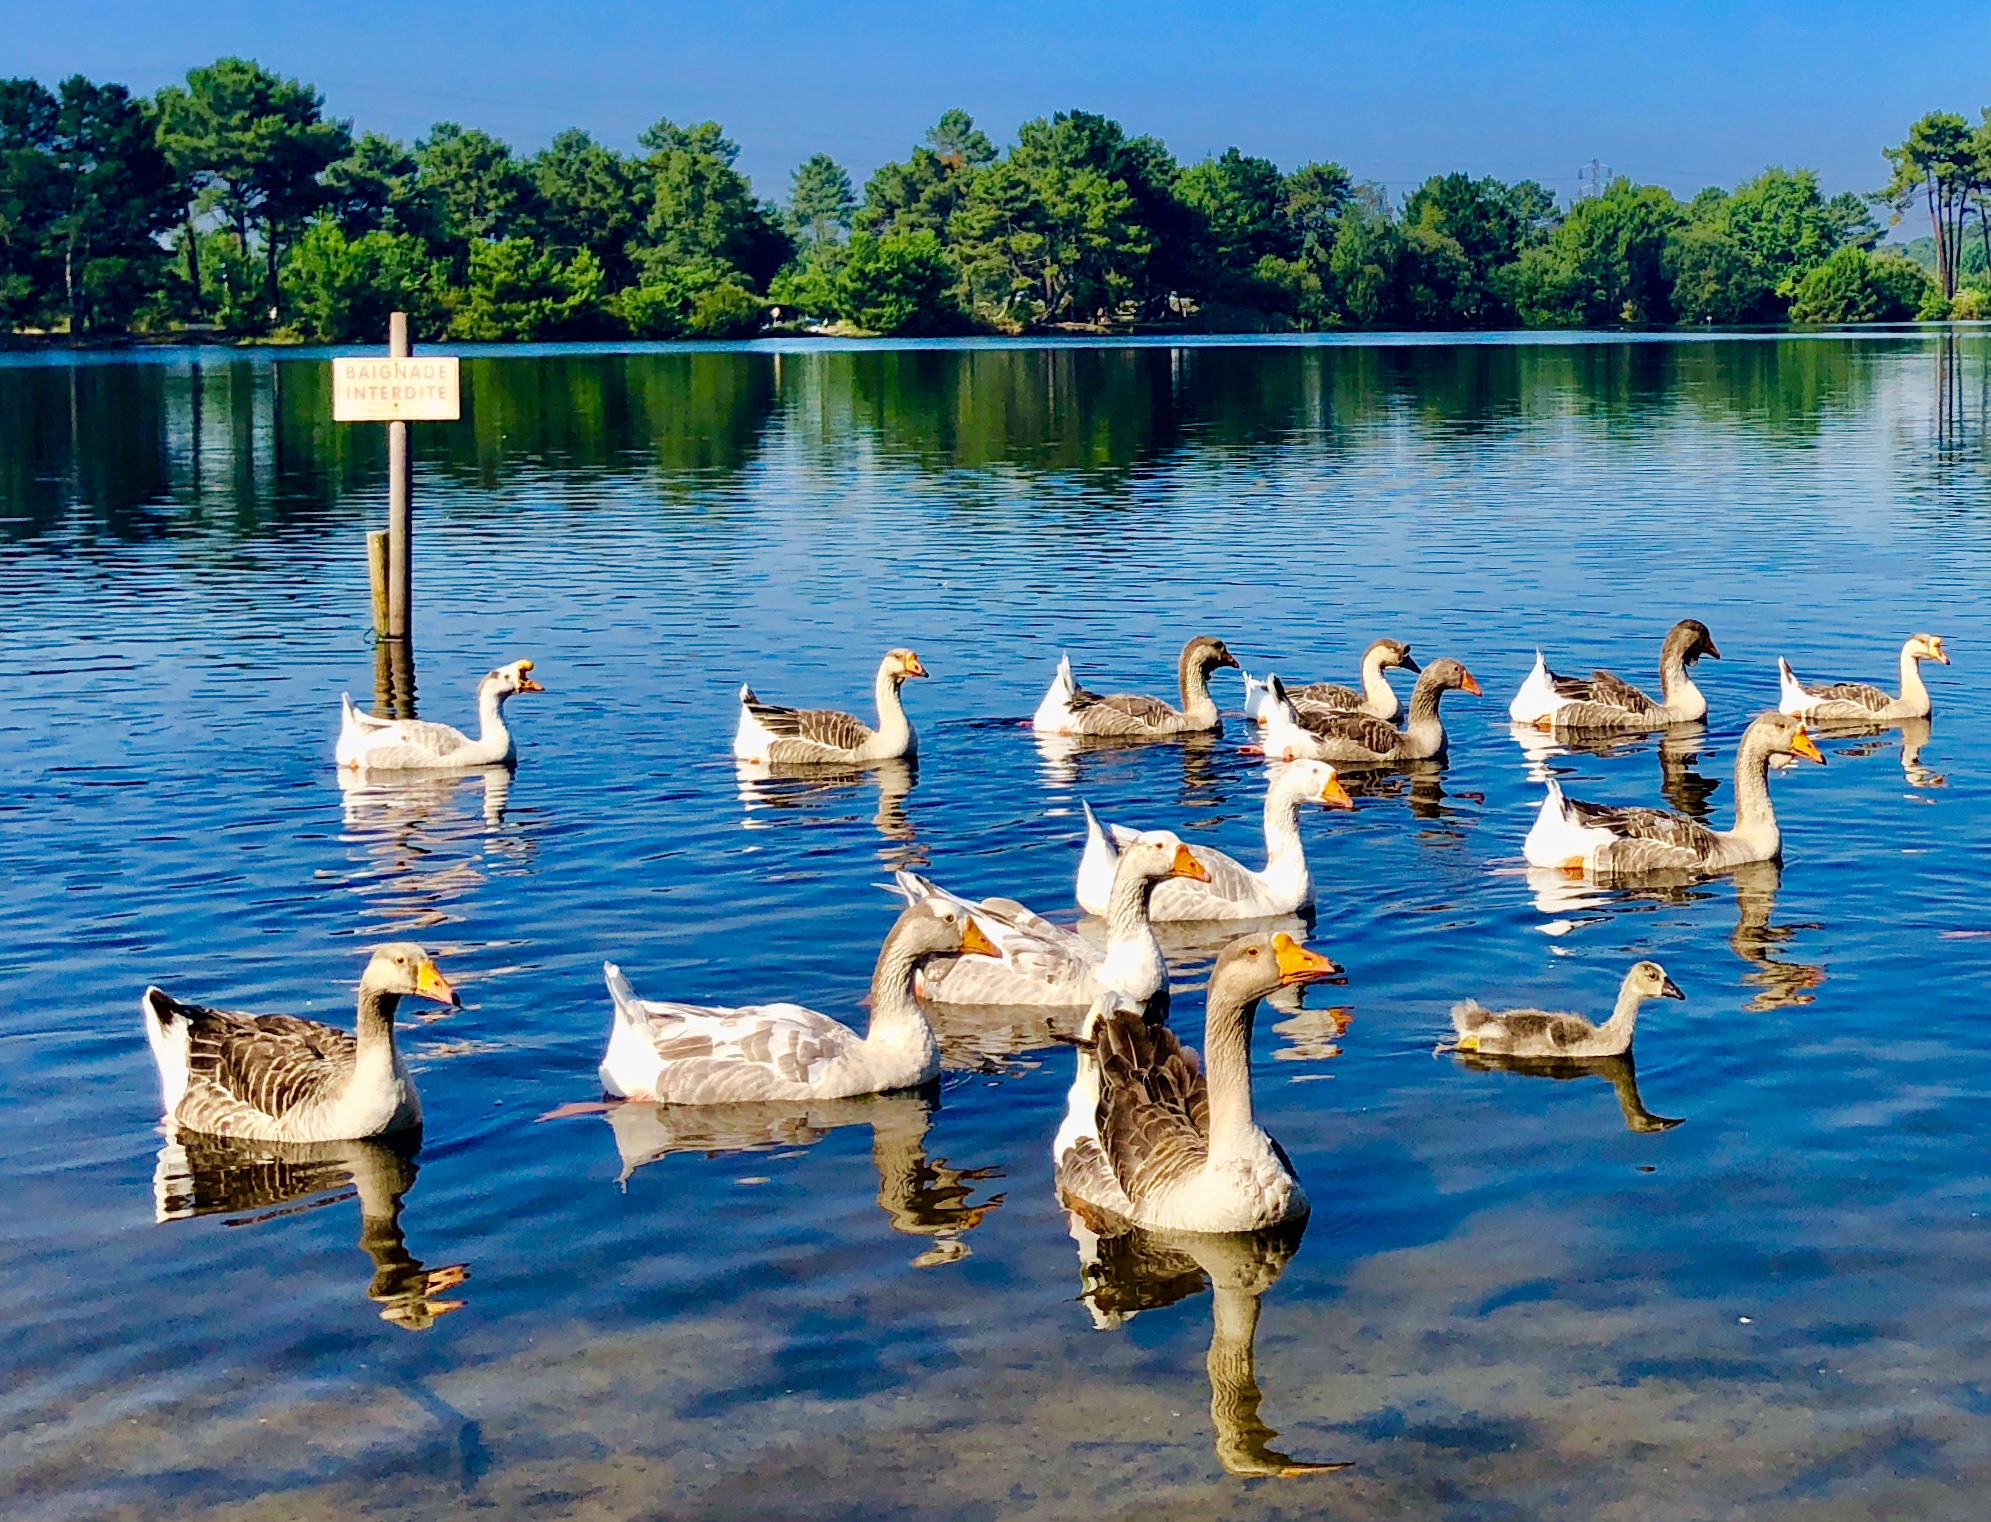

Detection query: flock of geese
xmin=142 ymin=621 xmax=1950 ymax=1244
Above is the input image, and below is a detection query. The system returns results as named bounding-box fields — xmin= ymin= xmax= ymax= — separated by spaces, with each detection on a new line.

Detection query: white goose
xmin=142 ymin=943 xmax=459 ymax=1143
xmin=891 ymin=831 xmax=1208 ymax=1008
xmin=733 ymin=648 xmax=927 ymax=765
xmin=1053 ymin=932 xmax=1339 ymax=1233
xmin=599 ymin=898 xmax=996 ymax=1104
xmin=1075 ymin=762 xmax=1352 ymax=921
xmin=1778 ymin=633 xmax=1948 ymax=723
xmin=336 ymin=660 xmax=543 ymax=770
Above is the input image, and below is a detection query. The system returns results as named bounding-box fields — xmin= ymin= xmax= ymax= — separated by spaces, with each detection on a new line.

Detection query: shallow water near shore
xmin=4 ymin=333 xmax=1991 ymax=1520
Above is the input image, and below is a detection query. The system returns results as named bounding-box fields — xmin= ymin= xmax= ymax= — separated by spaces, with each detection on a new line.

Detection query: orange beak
xmin=1318 ymin=773 xmax=1354 ymax=810
xmin=1789 ymin=724 xmax=1824 ymax=765
xmin=1171 ymin=844 xmax=1211 ymax=882
xmin=516 ymin=659 xmax=545 ymax=693
xmin=959 ymin=918 xmax=1000 ymax=958
xmin=1272 ymin=933 xmax=1341 ymax=985
xmin=415 ymin=960 xmax=460 ymax=1008
xmin=1457 ymin=668 xmax=1482 ymax=696
xmin=904 ymin=653 xmax=928 ymax=678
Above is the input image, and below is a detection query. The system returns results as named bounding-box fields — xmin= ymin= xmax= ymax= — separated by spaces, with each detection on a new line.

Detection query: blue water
xmin=3 ymin=334 xmax=1990 ymax=1519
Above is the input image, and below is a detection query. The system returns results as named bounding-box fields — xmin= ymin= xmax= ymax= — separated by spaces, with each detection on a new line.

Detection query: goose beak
xmin=415 ymin=960 xmax=460 ymax=1008
xmin=1661 ymin=975 xmax=1687 ymax=1000
xmin=1789 ymin=725 xmax=1825 ymax=765
xmin=1318 ymin=772 xmax=1354 ymax=810
xmin=1273 ymin=933 xmax=1340 ymax=985
xmin=904 ymin=653 xmax=929 ymax=678
xmin=1399 ymin=653 xmax=1421 ymax=674
xmin=1171 ymin=844 xmax=1211 ymax=882
xmin=516 ymin=660 xmax=544 ymax=693
xmin=1703 ymin=638 xmax=1722 ymax=660
xmin=959 ymin=919 xmax=1000 ymax=959
xmin=1457 ymin=668 xmax=1482 ymax=696
xmin=1932 ymin=639 xmax=1950 ymax=665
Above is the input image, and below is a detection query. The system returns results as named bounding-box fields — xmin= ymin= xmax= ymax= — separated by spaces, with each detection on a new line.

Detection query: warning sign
xmin=331 ymin=356 xmax=461 ymax=421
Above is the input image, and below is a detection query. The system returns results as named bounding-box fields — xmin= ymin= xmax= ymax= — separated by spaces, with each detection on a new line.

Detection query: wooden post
xmin=385 ymin=311 xmax=412 ymax=642
xmin=367 ymin=529 xmax=389 ymax=637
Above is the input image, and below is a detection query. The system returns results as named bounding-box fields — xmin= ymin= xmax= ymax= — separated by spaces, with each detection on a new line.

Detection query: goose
xmin=599 ymin=898 xmax=995 ymax=1104
xmin=1032 ymin=636 xmax=1240 ymax=738
xmin=1053 ymin=932 xmax=1338 ymax=1233
xmin=1778 ymin=633 xmax=1948 ymax=723
xmin=1243 ymin=638 xmax=1419 ymax=725
xmin=336 ymin=661 xmax=543 ymax=770
xmin=142 ymin=943 xmax=460 ymax=1143
xmin=1260 ymin=660 xmax=1480 ymax=767
xmin=733 ymin=648 xmax=927 ymax=765
xmin=1450 ymin=960 xmax=1685 ymax=1059
xmin=1075 ymin=761 xmax=1353 ymax=921
xmin=891 ymin=831 xmax=1210 ymax=1008
xmin=1509 ymin=619 xmax=1719 ymax=730
xmin=1524 ymin=711 xmax=1823 ymax=875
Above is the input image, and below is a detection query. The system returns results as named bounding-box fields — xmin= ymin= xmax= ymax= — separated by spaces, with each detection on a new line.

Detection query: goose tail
xmin=1031 ymin=654 xmax=1078 ymax=733
xmin=1075 ymin=800 xmax=1118 ymax=916
xmin=1508 ymin=651 xmax=1555 ymax=724
xmin=140 ymin=987 xmax=192 ymax=1116
xmin=1776 ymin=657 xmax=1813 ymax=716
xmin=1241 ymin=669 xmax=1270 ymax=724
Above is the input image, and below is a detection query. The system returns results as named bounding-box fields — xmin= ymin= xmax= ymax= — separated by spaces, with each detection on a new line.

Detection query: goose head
xmin=1414 ymin=658 xmax=1482 ymax=699
xmin=1624 ymin=959 xmax=1686 ymax=1002
xmin=1122 ymin=829 xmax=1212 ymax=884
xmin=1664 ymin=619 xmax=1721 ymax=665
xmin=1753 ymin=711 xmax=1824 ymax=765
xmin=362 ymin=943 xmax=459 ymax=1007
xmin=882 ymin=648 xmax=930 ymax=685
xmin=1275 ymin=759 xmax=1354 ymax=811
xmin=1907 ymin=632 xmax=1949 ymax=666
xmin=1182 ymin=636 xmax=1242 ymax=677
xmin=1366 ymin=637 xmax=1420 ymax=674
xmin=1212 ymin=931 xmax=1341 ymax=1007
xmin=482 ymin=660 xmax=544 ymax=701
xmin=891 ymin=897 xmax=1000 ymax=961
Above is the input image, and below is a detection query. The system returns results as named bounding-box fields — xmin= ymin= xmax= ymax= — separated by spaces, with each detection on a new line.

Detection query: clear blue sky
xmin=6 ymin=1 xmax=1988 ymax=212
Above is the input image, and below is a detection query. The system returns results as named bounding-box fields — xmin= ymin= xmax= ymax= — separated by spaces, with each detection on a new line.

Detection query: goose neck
xmin=475 ymin=683 xmax=511 ymax=745
xmin=1260 ymin=780 xmax=1308 ymax=873
xmin=1596 ymin=981 xmax=1648 ymax=1046
xmin=867 ymin=924 xmax=937 ymax=1047
xmin=1361 ymin=651 xmax=1396 ymax=716
xmin=1900 ymin=646 xmax=1931 ymax=712
xmin=1179 ymin=654 xmax=1221 ymax=725
xmin=873 ymin=666 xmax=912 ymax=749
xmin=355 ymin=987 xmax=402 ymax=1050
xmin=1727 ymin=726 xmax=1780 ymax=846
xmin=1202 ymin=986 xmax=1262 ymax=1161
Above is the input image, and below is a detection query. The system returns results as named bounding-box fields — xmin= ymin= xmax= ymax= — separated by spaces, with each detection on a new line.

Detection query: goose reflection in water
xmin=577 ymin=1087 xmax=1002 ymax=1266
xmin=1069 ymin=1215 xmax=1347 ymax=1478
xmin=336 ymin=763 xmax=532 ymax=933
xmin=153 ymin=1129 xmax=468 ymax=1329
xmin=734 ymin=756 xmax=922 ymax=865
xmin=1812 ymin=715 xmax=1946 ymax=789
xmin=1452 ymin=1050 xmax=1683 ymax=1133
xmin=1510 ymin=723 xmax=1720 ymax=818
xmin=1034 ymin=728 xmax=1225 ymax=807
xmin=1525 ymin=858 xmax=1824 ymax=1012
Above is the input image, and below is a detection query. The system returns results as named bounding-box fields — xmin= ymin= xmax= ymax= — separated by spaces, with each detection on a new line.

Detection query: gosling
xmin=1449 ymin=960 xmax=1684 ymax=1059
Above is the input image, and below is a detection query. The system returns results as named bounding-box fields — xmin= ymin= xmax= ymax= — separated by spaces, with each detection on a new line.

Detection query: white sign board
xmin=331 ymin=355 xmax=461 ymax=422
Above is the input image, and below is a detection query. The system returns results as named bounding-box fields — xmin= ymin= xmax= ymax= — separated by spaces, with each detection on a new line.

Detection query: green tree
xmin=1787 ymin=244 xmax=1931 ymax=322
xmin=637 ymin=116 xmax=791 ymax=289
xmin=414 ymin=122 xmax=535 ymax=259
xmin=925 ymin=108 xmax=995 ymax=169
xmin=281 ymin=218 xmax=449 ymax=340
xmin=324 ymin=131 xmax=440 ymax=242
xmin=1881 ymin=111 xmax=1979 ymax=298
xmin=1176 ymin=147 xmax=1291 ymax=293
xmin=1511 ymin=178 xmax=1683 ymax=326
xmin=1327 ymin=198 xmax=1408 ymax=326
xmin=528 ymin=128 xmax=645 ymax=286
xmin=1664 ymin=221 xmax=1766 ymax=324
xmin=0 ymin=76 xmax=179 ymax=332
xmin=832 ymin=230 xmax=963 ymax=334
xmin=613 ymin=258 xmax=762 ymax=337
xmin=1401 ymin=173 xmax=1551 ymax=324
xmin=787 ymin=153 xmax=855 ymax=246
xmin=155 ymin=58 xmax=352 ymax=325
xmin=449 ymin=236 xmax=606 ymax=339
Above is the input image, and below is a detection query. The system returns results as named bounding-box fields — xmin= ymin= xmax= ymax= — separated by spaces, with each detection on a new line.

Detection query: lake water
xmin=4 ymin=333 xmax=1991 ymax=1520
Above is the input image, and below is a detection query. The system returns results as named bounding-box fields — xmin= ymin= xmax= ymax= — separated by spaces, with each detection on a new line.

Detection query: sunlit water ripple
xmin=3 ymin=334 xmax=1991 ymax=1519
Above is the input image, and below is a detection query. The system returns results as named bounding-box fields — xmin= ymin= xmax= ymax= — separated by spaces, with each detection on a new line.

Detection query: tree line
xmin=3 ymin=57 xmax=1988 ymax=343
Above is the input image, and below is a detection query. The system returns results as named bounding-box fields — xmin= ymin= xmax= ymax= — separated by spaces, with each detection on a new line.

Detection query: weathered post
xmin=386 ymin=311 xmax=412 ymax=641
xmin=332 ymin=313 xmax=460 ymax=719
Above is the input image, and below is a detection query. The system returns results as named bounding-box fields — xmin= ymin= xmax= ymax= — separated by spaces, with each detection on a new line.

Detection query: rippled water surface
xmin=5 ymin=334 xmax=1991 ymax=1520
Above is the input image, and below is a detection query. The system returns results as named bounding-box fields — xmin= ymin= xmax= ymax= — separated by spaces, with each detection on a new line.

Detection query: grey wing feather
xmin=1096 ymin=1008 xmax=1210 ymax=1207
xmin=1489 ymin=1012 xmax=1596 ymax=1050
xmin=1291 ymin=681 xmax=1362 ymax=711
xmin=1565 ymin=797 xmax=1721 ymax=859
xmin=384 ymin=719 xmax=476 ymax=757
xmin=1298 ymin=709 xmax=1402 ymax=756
xmin=1070 ymin=690 xmax=1180 ymax=733
xmin=163 ymin=993 xmax=355 ymax=1128
xmin=1149 ymin=846 xmax=1263 ymax=914
xmin=1807 ymin=681 xmax=1891 ymax=713
xmin=746 ymin=699 xmax=875 ymax=751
